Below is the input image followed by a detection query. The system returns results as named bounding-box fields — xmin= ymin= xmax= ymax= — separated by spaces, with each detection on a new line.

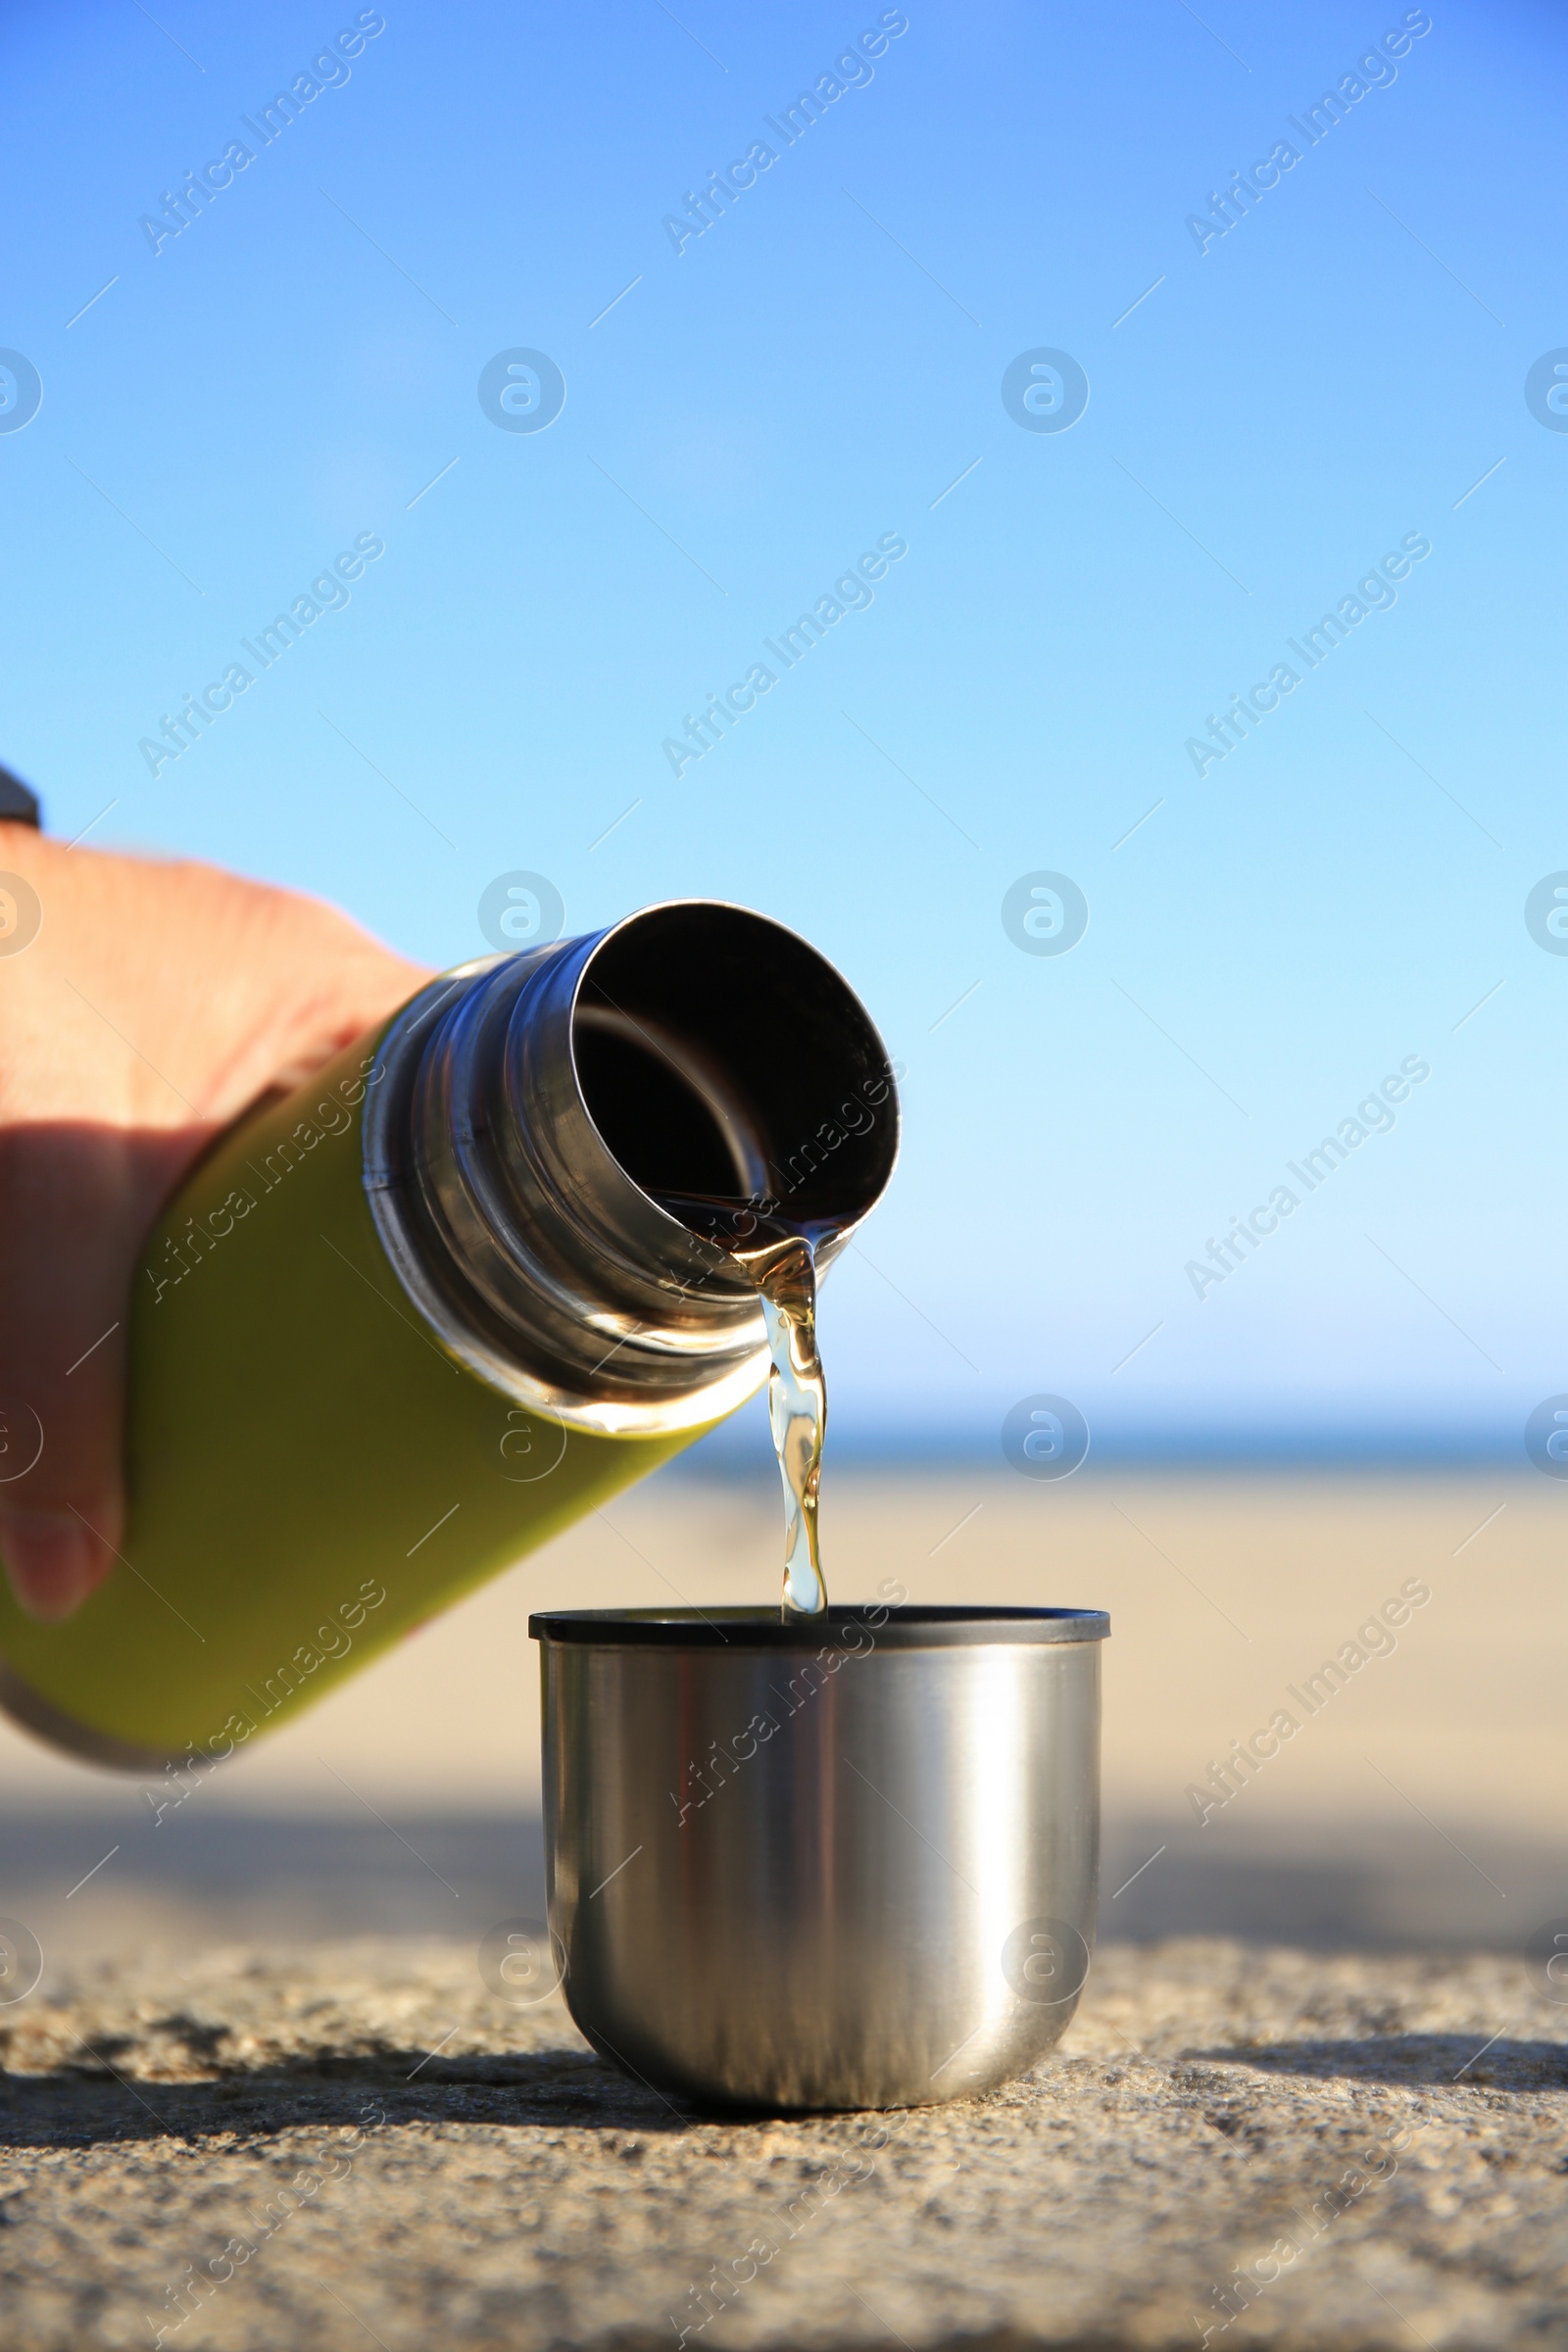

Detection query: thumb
xmin=0 ymin=1122 xmax=189 ymax=1621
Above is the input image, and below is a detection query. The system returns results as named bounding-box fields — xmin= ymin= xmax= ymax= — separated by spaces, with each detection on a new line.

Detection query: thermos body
xmin=0 ymin=906 xmax=901 ymax=1772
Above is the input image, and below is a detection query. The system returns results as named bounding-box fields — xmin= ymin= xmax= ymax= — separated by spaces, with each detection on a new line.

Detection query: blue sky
xmin=1 ymin=0 xmax=1564 ymax=1458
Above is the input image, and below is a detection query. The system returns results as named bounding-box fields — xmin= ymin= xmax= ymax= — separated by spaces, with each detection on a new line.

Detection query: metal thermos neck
xmin=362 ymin=901 xmax=900 ymax=1435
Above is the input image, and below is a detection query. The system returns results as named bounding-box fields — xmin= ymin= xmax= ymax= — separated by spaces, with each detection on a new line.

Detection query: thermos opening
xmin=571 ymin=903 xmax=899 ymax=1229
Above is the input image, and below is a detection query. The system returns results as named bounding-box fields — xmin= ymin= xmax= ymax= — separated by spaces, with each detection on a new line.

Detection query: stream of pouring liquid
xmin=654 ymin=1197 xmax=831 ymax=1619
xmin=753 ymin=1234 xmax=827 ymax=1619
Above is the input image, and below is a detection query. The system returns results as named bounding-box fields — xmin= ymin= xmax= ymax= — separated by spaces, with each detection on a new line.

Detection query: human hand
xmin=0 ymin=824 xmax=429 ymax=1621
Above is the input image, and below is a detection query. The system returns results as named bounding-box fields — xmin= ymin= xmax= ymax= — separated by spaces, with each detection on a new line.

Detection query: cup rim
xmin=528 ymin=1604 xmax=1110 ymax=1649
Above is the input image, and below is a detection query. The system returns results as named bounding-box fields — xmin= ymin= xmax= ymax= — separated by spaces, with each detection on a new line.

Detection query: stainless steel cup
xmin=530 ymin=1603 xmax=1108 ymax=2111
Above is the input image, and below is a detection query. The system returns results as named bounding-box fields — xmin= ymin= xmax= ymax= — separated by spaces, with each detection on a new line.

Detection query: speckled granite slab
xmin=0 ymin=1936 xmax=1563 ymax=2351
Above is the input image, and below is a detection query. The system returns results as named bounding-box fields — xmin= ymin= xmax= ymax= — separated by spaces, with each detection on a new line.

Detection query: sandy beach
xmin=2 ymin=1467 xmax=1561 ymax=1955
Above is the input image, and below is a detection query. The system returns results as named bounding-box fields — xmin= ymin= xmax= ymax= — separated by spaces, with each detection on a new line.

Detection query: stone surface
xmin=1 ymin=1936 xmax=1564 ymax=2350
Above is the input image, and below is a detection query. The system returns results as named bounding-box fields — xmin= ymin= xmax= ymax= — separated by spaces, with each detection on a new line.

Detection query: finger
xmin=0 ymin=1121 xmax=189 ymax=1620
